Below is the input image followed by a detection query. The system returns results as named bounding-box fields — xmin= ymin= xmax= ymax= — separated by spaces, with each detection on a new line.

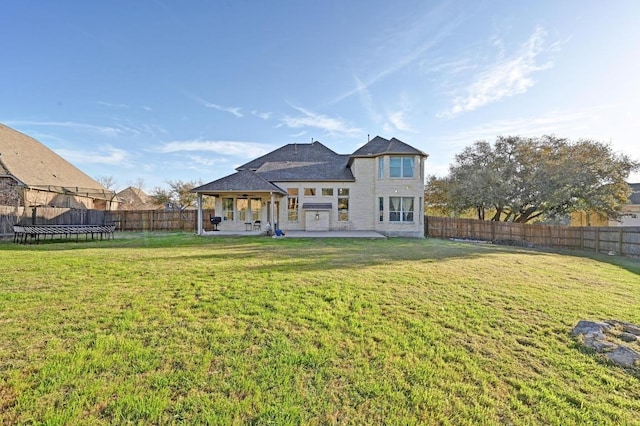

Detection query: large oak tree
xmin=426 ymin=136 xmax=639 ymax=223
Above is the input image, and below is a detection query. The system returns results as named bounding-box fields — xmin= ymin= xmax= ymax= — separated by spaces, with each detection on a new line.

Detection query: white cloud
xmin=251 ymin=110 xmax=273 ymax=120
xmin=54 ymin=145 xmax=132 ymax=166
xmin=441 ymin=26 xmax=554 ymax=117
xmin=330 ymin=6 xmax=463 ymax=105
xmin=281 ymin=106 xmax=361 ymax=137
xmin=186 ymin=155 xmax=230 ymax=167
xmin=156 ymin=139 xmax=272 ymax=158
xmin=384 ymin=110 xmax=415 ymax=134
xmin=187 ymin=93 xmax=243 ymax=117
xmin=6 ymin=120 xmax=124 ymax=137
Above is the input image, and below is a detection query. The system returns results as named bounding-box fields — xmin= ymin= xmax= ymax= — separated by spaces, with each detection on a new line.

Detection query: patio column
xmin=270 ymin=192 xmax=275 ymax=230
xmin=197 ymin=193 xmax=203 ymax=235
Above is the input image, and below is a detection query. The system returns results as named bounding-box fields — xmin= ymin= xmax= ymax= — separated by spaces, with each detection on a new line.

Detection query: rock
xmin=606 ymin=347 xmax=640 ymax=368
xmin=571 ymin=320 xmax=610 ymax=340
xmin=620 ymin=332 xmax=638 ymax=343
xmin=573 ymin=319 xmax=640 ymax=372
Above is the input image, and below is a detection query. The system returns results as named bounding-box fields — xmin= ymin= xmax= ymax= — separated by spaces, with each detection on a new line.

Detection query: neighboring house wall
xmin=608 ymin=205 xmax=640 ymax=226
xmin=570 ymin=211 xmax=609 ymax=227
xmin=23 ymin=188 xmax=101 ymax=209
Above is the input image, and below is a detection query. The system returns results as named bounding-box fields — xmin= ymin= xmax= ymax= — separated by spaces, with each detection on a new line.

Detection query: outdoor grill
xmin=209 ymin=216 xmax=222 ymax=231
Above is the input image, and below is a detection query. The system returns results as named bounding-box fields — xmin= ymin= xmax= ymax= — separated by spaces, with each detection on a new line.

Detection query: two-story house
xmin=192 ymin=136 xmax=428 ymax=237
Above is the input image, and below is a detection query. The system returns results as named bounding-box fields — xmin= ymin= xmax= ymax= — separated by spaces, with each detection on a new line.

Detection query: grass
xmin=0 ymin=233 xmax=639 ymax=425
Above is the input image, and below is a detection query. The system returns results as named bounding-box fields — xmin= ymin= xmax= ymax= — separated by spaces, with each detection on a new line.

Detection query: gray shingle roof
xmin=193 ymin=170 xmax=287 ymax=194
xmin=196 ymin=136 xmax=426 ymax=193
xmin=237 ymin=141 xmax=354 ymax=181
xmin=351 ymin=136 xmax=427 ymax=158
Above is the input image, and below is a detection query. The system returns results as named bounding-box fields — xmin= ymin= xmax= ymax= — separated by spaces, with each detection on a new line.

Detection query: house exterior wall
xmin=271 ymin=154 xmax=425 ymax=237
xmin=202 ymin=154 xmax=426 ymax=237
xmin=368 ymin=155 xmax=425 ymax=237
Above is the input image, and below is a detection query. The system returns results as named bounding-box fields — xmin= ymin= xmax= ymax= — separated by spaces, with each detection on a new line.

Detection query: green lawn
xmin=1 ymin=233 xmax=639 ymax=425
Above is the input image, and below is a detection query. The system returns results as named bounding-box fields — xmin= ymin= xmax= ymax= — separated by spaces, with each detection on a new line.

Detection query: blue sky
xmin=2 ymin=1 xmax=639 ymax=191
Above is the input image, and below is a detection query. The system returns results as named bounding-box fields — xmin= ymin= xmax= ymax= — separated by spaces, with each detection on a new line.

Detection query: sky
xmin=2 ymin=0 xmax=639 ymax=192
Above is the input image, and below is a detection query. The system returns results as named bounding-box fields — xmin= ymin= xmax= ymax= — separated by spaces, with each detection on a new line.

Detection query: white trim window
xmin=287 ymin=188 xmax=299 ymax=221
xmin=378 ymin=197 xmax=384 ymax=222
xmin=389 ymin=156 xmax=415 ymax=178
xmin=338 ymin=188 xmax=349 ymax=221
xmin=222 ymin=198 xmax=234 ymax=221
xmin=236 ymin=198 xmax=248 ymax=221
xmin=378 ymin=157 xmax=384 ymax=179
xmin=389 ymin=197 xmax=414 ymax=222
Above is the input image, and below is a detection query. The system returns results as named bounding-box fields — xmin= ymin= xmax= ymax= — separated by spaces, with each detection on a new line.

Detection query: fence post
xmin=595 ymin=228 xmax=600 ymax=254
xmin=618 ymin=228 xmax=623 ymax=256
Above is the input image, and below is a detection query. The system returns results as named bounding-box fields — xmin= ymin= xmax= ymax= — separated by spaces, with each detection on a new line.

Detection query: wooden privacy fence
xmin=104 ymin=209 xmax=216 ymax=232
xmin=425 ymin=216 xmax=640 ymax=260
xmin=0 ymin=206 xmax=107 ymax=236
xmin=1 ymin=207 xmax=215 ymax=236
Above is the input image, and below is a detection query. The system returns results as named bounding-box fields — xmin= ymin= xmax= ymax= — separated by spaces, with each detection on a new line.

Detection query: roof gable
xmin=0 ymin=123 xmax=111 ymax=197
xmin=351 ymin=136 xmax=427 ymax=158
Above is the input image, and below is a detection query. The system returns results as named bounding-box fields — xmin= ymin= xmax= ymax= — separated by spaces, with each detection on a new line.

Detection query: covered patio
xmin=192 ymin=170 xmax=287 ymax=235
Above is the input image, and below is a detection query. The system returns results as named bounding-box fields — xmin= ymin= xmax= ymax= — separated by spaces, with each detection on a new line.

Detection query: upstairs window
xmin=389 ymin=156 xmax=414 ymax=178
xmin=304 ymin=188 xmax=316 ymax=196
xmin=378 ymin=157 xmax=384 ymax=179
xmin=321 ymin=188 xmax=333 ymax=196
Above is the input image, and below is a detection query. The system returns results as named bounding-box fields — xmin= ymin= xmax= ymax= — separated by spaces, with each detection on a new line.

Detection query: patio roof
xmin=192 ymin=170 xmax=287 ymax=195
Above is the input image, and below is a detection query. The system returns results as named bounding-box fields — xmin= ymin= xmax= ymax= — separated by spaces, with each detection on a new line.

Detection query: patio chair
xmin=253 ymin=220 xmax=261 ymax=230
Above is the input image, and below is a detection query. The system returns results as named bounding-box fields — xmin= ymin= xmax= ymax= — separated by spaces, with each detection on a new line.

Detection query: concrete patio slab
xmin=283 ymin=231 xmax=386 ymax=238
xmin=201 ymin=230 xmax=386 ymax=238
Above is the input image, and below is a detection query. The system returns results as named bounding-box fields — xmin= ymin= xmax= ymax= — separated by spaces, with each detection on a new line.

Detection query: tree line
xmin=425 ymin=135 xmax=638 ymax=223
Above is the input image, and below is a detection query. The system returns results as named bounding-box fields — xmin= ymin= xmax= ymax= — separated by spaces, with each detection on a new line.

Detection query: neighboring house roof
xmin=351 ymin=136 xmax=428 ymax=158
xmin=0 ymin=123 xmax=113 ymax=199
xmin=116 ymin=186 xmax=162 ymax=209
xmin=193 ymin=170 xmax=287 ymax=194
xmin=629 ymin=183 xmax=640 ymax=204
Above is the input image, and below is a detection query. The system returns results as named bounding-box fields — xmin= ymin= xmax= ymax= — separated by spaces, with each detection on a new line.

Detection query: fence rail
xmin=3 ymin=207 xmax=639 ymax=259
xmin=425 ymin=216 xmax=640 ymax=260
xmin=104 ymin=209 xmax=216 ymax=232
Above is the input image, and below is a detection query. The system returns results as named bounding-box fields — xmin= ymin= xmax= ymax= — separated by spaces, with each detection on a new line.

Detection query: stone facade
xmin=0 ymin=177 xmax=22 ymax=206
